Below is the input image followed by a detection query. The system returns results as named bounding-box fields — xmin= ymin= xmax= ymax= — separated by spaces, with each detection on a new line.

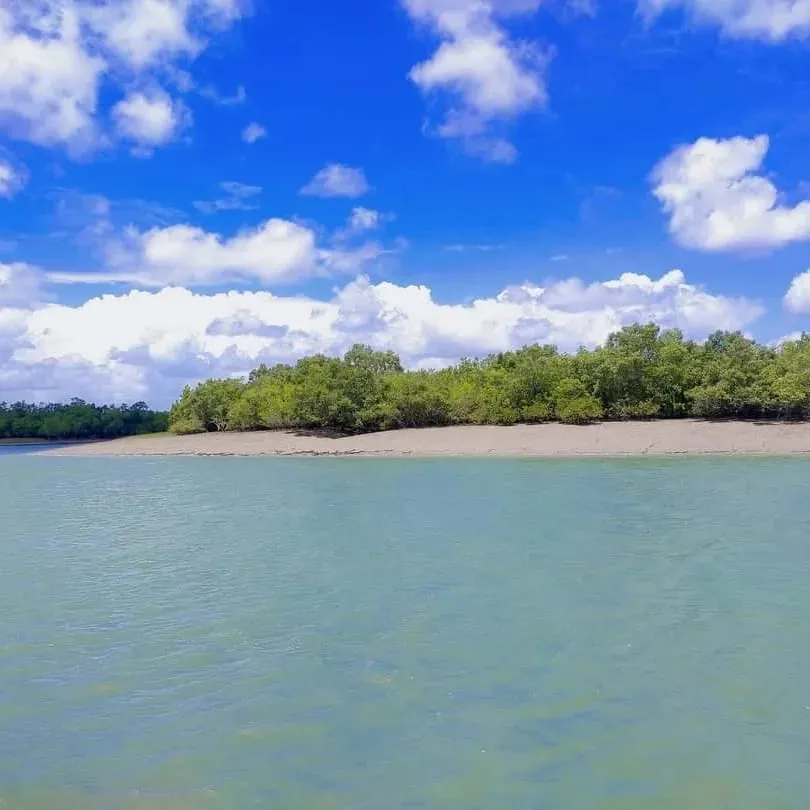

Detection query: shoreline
xmin=0 ymin=438 xmax=87 ymax=446
xmin=35 ymin=420 xmax=810 ymax=458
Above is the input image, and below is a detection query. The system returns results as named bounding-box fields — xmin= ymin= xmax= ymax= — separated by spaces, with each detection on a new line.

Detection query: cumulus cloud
xmin=0 ymin=5 xmax=104 ymax=151
xmin=87 ymin=0 xmax=200 ymax=69
xmin=0 ymin=0 xmax=245 ymax=153
xmin=784 ymin=269 xmax=810 ymax=313
xmin=332 ymin=208 xmax=395 ymax=242
xmin=241 ymin=122 xmax=266 ymax=143
xmin=47 ymin=217 xmax=385 ymax=288
xmin=112 ymin=88 xmax=190 ymax=152
xmin=403 ymin=0 xmax=548 ymax=161
xmin=652 ymin=134 xmax=810 ymax=251
xmin=124 ymin=220 xmax=318 ymax=286
xmin=640 ymin=0 xmax=810 ymax=41
xmin=300 ymin=164 xmax=371 ymax=198
xmin=0 ymin=268 xmax=763 ymax=405
xmin=353 ymin=206 xmax=399 ymax=231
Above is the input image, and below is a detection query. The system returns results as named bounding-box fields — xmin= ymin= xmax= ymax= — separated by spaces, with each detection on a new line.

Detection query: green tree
xmin=164 ymin=324 xmax=810 ymax=435
xmin=688 ymin=331 xmax=774 ymax=418
xmin=553 ymin=379 xmax=603 ymax=424
xmin=169 ymin=379 xmax=244 ymax=433
xmin=383 ymin=372 xmax=451 ymax=429
xmin=0 ymin=401 xmax=168 ymax=440
xmin=763 ymin=335 xmax=810 ymax=417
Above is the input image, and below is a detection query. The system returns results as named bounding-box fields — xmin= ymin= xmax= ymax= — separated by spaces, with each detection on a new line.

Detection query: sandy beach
xmin=37 ymin=420 xmax=810 ymax=457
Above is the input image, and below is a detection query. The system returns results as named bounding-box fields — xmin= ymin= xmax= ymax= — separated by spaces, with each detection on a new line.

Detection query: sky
xmin=2 ymin=0 xmax=810 ymax=407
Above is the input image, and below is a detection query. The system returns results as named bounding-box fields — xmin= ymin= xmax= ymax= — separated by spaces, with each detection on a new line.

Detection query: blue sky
xmin=2 ymin=0 xmax=810 ymax=405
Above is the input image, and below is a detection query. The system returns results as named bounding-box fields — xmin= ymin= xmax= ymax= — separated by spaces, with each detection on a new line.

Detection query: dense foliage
xmin=169 ymin=325 xmax=810 ymax=434
xmin=0 ymin=401 xmax=169 ymax=440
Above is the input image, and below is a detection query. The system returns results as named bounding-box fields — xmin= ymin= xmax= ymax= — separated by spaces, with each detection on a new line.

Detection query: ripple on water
xmin=1 ymin=457 xmax=809 ymax=808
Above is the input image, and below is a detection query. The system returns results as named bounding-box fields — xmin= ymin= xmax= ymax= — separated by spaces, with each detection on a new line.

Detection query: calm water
xmin=1 ymin=457 xmax=809 ymax=809
xmin=0 ymin=443 xmax=79 ymax=456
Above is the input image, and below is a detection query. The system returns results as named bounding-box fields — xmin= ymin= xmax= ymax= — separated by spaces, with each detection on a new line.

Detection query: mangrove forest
xmin=0 ymin=401 xmax=169 ymax=441
xmin=168 ymin=325 xmax=810 ymax=434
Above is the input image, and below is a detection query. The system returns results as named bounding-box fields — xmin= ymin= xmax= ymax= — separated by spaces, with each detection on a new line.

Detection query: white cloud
xmin=241 ymin=122 xmax=267 ymax=143
xmin=112 ymin=88 xmax=190 ymax=151
xmin=1 ymin=268 xmax=762 ymax=404
xmin=193 ymin=181 xmax=262 ymax=213
xmin=0 ymin=262 xmax=43 ymax=307
xmin=300 ymin=164 xmax=371 ymax=198
xmin=640 ymin=0 xmax=810 ymax=41
xmin=0 ymin=0 xmax=246 ymax=153
xmin=333 ymin=208 xmax=395 ymax=242
xmin=403 ymin=0 xmax=547 ymax=161
xmin=652 ymin=134 xmax=810 ymax=251
xmin=199 ymin=84 xmax=246 ymax=105
xmin=131 ymin=221 xmax=318 ymax=286
xmin=410 ymin=32 xmax=544 ymax=116
xmin=47 ymin=217 xmax=384 ymax=288
xmin=773 ymin=330 xmax=806 ymax=347
xmin=347 ymin=207 xmax=386 ymax=233
xmin=86 ymin=0 xmax=201 ymax=69
xmin=0 ymin=158 xmax=27 ymax=198
xmin=784 ymin=269 xmax=810 ymax=313
xmin=0 ymin=5 xmax=104 ymax=151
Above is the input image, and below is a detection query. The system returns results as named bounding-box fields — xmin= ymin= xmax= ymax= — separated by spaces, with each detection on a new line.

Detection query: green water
xmin=1 ymin=457 xmax=809 ymax=809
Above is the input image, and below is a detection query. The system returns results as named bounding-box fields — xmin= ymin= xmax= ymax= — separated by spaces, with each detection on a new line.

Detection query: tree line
xmin=168 ymin=325 xmax=810 ymax=434
xmin=0 ymin=401 xmax=169 ymax=440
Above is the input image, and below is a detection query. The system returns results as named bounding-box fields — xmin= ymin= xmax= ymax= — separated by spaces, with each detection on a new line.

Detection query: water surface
xmin=0 ymin=442 xmax=80 ymax=456
xmin=1 ymin=457 xmax=808 ymax=809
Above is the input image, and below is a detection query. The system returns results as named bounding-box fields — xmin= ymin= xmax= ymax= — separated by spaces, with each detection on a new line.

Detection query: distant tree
xmin=0 ymin=401 xmax=168 ymax=440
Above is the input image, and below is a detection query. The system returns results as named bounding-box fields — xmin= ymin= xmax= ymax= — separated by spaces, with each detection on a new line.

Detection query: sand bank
xmin=37 ymin=421 xmax=810 ymax=458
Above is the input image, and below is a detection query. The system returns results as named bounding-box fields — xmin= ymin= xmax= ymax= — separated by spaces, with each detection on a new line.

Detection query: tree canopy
xmin=168 ymin=326 xmax=810 ymax=435
xmin=0 ymin=401 xmax=168 ymax=440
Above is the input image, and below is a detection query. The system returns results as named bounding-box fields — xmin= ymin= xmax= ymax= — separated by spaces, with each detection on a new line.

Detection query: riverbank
xmin=35 ymin=420 xmax=810 ymax=457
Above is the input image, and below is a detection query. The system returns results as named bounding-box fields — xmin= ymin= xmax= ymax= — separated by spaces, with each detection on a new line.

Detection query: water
xmin=1 ymin=457 xmax=809 ymax=810
xmin=0 ymin=442 xmax=79 ymax=456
